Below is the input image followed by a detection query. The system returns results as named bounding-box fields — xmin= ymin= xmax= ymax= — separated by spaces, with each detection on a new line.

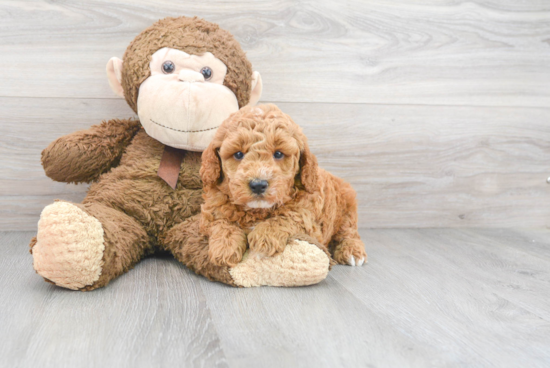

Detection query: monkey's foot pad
xmin=33 ymin=202 xmax=105 ymax=290
xmin=229 ymin=239 xmax=330 ymax=287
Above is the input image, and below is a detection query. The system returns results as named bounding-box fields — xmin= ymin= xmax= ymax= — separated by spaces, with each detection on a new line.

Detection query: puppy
xmin=199 ymin=104 xmax=366 ymax=267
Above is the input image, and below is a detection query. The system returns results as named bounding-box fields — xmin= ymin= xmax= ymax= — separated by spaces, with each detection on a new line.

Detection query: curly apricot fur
xmin=200 ymin=104 xmax=366 ymax=265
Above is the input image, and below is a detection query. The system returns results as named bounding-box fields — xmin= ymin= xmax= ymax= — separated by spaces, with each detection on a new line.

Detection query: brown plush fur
xmin=41 ymin=119 xmax=142 ymax=183
xmin=199 ymin=104 xmax=367 ymax=267
xmin=30 ymin=122 xmax=234 ymax=290
xmin=30 ymin=16 xmax=256 ymax=290
xmin=122 ymin=16 xmax=253 ymax=113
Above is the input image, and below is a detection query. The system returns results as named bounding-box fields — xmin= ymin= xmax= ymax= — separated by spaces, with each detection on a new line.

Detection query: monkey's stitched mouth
xmin=150 ymin=119 xmax=220 ymax=133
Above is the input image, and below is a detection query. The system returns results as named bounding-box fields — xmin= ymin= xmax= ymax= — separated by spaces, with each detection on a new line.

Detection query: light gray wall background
xmin=1 ymin=0 xmax=549 ymax=230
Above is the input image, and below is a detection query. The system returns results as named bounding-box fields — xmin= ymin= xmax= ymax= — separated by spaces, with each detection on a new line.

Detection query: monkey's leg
xmin=162 ymin=215 xmax=236 ymax=286
xmin=163 ymin=215 xmax=331 ymax=287
xmin=30 ymin=201 xmax=151 ymax=291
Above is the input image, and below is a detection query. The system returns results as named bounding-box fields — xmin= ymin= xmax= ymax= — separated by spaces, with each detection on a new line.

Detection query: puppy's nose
xmin=249 ymin=179 xmax=268 ymax=195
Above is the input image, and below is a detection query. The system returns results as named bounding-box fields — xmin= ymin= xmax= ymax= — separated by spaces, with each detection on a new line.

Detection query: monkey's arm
xmin=41 ymin=118 xmax=142 ymax=183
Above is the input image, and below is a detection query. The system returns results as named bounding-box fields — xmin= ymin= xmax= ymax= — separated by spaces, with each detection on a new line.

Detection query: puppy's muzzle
xmin=249 ymin=179 xmax=268 ymax=195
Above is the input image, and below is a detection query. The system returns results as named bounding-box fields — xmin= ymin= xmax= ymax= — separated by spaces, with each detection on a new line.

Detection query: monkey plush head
xmin=106 ymin=16 xmax=262 ymax=151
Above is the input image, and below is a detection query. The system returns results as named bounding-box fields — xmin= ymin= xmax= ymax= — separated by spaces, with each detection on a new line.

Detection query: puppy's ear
xmin=200 ymin=141 xmax=223 ymax=187
xmin=298 ymin=138 xmax=319 ymax=193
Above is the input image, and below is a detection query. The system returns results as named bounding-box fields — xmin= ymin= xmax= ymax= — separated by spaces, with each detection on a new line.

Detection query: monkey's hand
xmin=42 ymin=118 xmax=141 ymax=183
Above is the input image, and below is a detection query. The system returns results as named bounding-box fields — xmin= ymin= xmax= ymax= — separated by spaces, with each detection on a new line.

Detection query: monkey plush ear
xmin=246 ymin=71 xmax=263 ymax=106
xmin=106 ymin=57 xmax=124 ymax=98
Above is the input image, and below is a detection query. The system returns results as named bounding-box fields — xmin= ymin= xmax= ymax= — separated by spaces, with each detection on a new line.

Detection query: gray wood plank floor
xmin=2 ymin=229 xmax=550 ymax=368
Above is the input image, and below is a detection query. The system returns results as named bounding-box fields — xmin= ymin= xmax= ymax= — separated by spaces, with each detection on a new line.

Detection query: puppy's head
xmin=200 ymin=104 xmax=318 ymax=209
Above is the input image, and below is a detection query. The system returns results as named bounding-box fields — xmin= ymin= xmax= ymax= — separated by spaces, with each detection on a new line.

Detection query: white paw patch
xmin=348 ymin=256 xmax=366 ymax=267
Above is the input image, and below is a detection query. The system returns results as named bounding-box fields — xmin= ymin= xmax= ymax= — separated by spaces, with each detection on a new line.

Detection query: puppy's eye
xmin=233 ymin=151 xmax=244 ymax=160
xmin=162 ymin=61 xmax=175 ymax=74
xmin=200 ymin=66 xmax=213 ymax=80
xmin=273 ymin=151 xmax=284 ymax=160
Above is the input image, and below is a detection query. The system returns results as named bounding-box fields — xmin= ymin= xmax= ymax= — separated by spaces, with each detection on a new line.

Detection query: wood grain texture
xmin=2 ymin=229 xmax=550 ymax=367
xmin=0 ymin=0 xmax=549 ymax=106
xmin=1 ymin=97 xmax=548 ymax=230
xmin=332 ymin=228 xmax=550 ymax=367
xmin=1 ymin=231 xmax=228 ymax=368
xmin=1 ymin=0 xmax=549 ymax=230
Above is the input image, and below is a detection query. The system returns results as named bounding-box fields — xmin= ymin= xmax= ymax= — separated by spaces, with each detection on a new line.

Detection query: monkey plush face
xmin=105 ymin=16 xmax=262 ymax=151
xmin=136 ymin=47 xmax=242 ymax=150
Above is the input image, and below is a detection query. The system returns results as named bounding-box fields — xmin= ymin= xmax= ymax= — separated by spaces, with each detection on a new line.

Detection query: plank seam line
xmin=0 ymin=96 xmax=549 ymax=110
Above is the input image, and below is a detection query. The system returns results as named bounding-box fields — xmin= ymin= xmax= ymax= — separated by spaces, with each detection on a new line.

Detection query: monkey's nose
xmin=249 ymin=179 xmax=269 ymax=195
xmin=178 ymin=70 xmax=205 ymax=83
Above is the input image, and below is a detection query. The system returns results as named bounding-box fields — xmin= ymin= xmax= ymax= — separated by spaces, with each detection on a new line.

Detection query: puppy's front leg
xmin=208 ymin=220 xmax=247 ymax=267
xmin=248 ymin=217 xmax=301 ymax=258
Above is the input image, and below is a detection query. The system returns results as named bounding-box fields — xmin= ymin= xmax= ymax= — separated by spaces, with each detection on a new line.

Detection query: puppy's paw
xmin=208 ymin=235 xmax=247 ymax=267
xmin=247 ymin=226 xmax=287 ymax=258
xmin=347 ymin=255 xmax=367 ymax=267
xmin=333 ymin=239 xmax=367 ymax=267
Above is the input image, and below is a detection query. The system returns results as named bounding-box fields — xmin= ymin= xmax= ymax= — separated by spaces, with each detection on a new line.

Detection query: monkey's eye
xmin=200 ymin=66 xmax=213 ymax=80
xmin=233 ymin=151 xmax=244 ymax=160
xmin=162 ymin=61 xmax=175 ymax=74
xmin=273 ymin=151 xmax=284 ymax=160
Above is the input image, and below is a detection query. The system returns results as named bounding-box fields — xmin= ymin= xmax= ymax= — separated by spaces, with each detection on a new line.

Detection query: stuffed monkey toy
xmin=29 ymin=16 xmax=331 ymax=290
